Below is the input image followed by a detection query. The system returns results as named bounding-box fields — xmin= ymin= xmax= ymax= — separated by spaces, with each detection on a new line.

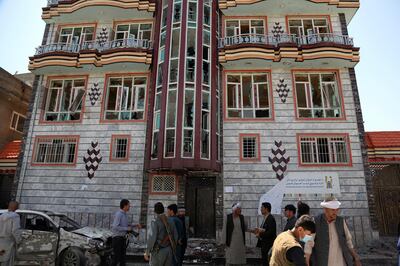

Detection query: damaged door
xmin=186 ymin=177 xmax=216 ymax=238
xmin=16 ymin=213 xmax=58 ymax=265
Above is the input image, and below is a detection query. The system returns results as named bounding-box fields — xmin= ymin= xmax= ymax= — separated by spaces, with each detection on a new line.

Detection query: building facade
xmin=0 ymin=68 xmax=33 ymax=208
xmin=16 ymin=0 xmax=376 ymax=245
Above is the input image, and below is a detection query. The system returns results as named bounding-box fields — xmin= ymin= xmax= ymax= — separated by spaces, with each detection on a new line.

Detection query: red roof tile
xmin=365 ymin=131 xmax=400 ymax=148
xmin=0 ymin=140 xmax=22 ymax=159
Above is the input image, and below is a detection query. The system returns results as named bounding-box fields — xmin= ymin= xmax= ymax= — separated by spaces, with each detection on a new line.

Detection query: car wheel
xmin=60 ymin=248 xmax=85 ymax=266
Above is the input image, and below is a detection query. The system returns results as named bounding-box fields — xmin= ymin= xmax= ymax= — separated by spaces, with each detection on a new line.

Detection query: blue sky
xmin=0 ymin=0 xmax=398 ymax=131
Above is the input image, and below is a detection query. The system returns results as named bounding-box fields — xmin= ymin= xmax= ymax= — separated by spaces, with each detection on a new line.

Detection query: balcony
xmin=42 ymin=0 xmax=155 ymax=22
xmin=29 ymin=38 xmax=153 ymax=73
xmin=35 ymin=38 xmax=152 ymax=55
xmin=219 ymin=33 xmax=354 ymax=48
xmin=218 ymin=33 xmax=359 ymax=67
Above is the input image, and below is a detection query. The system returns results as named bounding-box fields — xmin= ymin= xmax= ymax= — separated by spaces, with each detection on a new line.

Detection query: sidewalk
xmin=127 ymin=237 xmax=399 ymax=265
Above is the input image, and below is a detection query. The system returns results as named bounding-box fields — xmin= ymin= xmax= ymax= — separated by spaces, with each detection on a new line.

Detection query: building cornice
xmin=219 ymin=44 xmax=360 ymax=63
xmin=42 ymin=0 xmax=155 ymax=20
xmin=219 ymin=0 xmax=360 ymax=9
xmin=28 ymin=48 xmax=152 ymax=71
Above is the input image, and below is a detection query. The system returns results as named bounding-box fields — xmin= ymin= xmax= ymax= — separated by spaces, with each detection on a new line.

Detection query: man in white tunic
xmin=311 ymin=197 xmax=361 ymax=266
xmin=0 ymin=201 xmax=21 ymax=266
xmin=222 ymin=203 xmax=248 ymax=265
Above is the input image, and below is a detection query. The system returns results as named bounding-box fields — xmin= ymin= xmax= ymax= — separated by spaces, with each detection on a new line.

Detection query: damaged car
xmin=0 ymin=209 xmax=113 ymax=265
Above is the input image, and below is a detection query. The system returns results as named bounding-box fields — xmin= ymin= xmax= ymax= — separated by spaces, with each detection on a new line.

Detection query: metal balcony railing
xmin=218 ymin=33 xmax=354 ymax=48
xmin=35 ymin=38 xmax=153 ymax=55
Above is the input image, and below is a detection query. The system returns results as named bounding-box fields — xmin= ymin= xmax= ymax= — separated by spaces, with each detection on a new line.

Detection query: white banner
xmin=259 ymin=172 xmax=341 ymax=214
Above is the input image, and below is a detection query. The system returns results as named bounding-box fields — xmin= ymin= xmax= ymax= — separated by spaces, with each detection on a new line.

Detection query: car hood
xmin=72 ymin=227 xmax=113 ymax=240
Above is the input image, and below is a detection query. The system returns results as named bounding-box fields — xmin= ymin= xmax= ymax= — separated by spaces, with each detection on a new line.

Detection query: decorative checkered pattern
xmin=272 ymin=22 xmax=285 ymax=38
xmin=268 ymin=141 xmax=290 ymax=180
xmin=276 ymin=78 xmax=290 ymax=103
xmin=97 ymin=28 xmax=108 ymax=46
xmin=83 ymin=141 xmax=102 ymax=179
xmin=88 ymin=83 xmax=101 ymax=106
xmin=152 ymin=175 xmax=176 ymax=193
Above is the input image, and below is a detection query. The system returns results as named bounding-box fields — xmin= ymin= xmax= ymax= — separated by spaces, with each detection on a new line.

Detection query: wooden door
xmin=373 ymin=164 xmax=400 ymax=236
xmin=186 ymin=177 xmax=216 ymax=238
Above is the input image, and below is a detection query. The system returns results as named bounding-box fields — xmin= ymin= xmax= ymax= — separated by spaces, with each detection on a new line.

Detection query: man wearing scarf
xmin=221 ymin=202 xmax=248 ymax=265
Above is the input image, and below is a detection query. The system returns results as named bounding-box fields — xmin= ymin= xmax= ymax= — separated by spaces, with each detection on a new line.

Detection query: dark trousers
xmin=112 ymin=236 xmax=126 ymax=266
xmin=260 ymin=244 xmax=272 ymax=266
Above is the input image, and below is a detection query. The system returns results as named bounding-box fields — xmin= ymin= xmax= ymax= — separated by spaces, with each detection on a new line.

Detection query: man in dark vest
xmin=312 ymin=197 xmax=361 ymax=266
xmin=222 ymin=202 xmax=247 ymax=265
xmin=255 ymin=202 xmax=276 ymax=266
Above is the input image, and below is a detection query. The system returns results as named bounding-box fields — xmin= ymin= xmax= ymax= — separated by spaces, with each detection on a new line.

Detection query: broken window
xmin=295 ymin=73 xmax=342 ymax=118
xmin=44 ymin=78 xmax=85 ymax=122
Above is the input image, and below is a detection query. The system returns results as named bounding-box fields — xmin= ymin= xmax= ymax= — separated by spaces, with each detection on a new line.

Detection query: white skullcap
xmin=320 ymin=197 xmax=341 ymax=209
xmin=232 ymin=202 xmax=241 ymax=211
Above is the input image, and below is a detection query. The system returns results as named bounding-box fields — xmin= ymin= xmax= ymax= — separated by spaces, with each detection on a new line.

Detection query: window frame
xmin=109 ymin=135 xmax=131 ymax=162
xmin=239 ymin=133 xmax=261 ymax=162
xmin=286 ymin=15 xmax=332 ymax=36
xmin=32 ymin=135 xmax=79 ymax=167
xmin=10 ymin=111 xmax=26 ymax=133
xmin=297 ymin=133 xmax=353 ymax=167
xmin=292 ymin=69 xmax=346 ymax=121
xmin=101 ymin=73 xmax=149 ymax=123
xmin=55 ymin=23 xmax=97 ymax=45
xmin=224 ymin=70 xmax=274 ymax=122
xmin=223 ymin=16 xmax=268 ymax=37
xmin=149 ymin=174 xmax=178 ymax=195
xmin=113 ymin=20 xmax=154 ymax=41
xmin=41 ymin=75 xmax=88 ymax=124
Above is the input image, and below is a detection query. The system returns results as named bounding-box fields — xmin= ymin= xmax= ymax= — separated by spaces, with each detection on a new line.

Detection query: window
xmin=44 ymin=78 xmax=86 ymax=122
xmin=104 ymin=76 xmax=147 ymax=120
xmin=151 ymin=175 xmax=177 ymax=194
xmin=299 ymin=135 xmax=351 ymax=165
xmin=294 ymin=72 xmax=343 ymax=119
xmin=10 ymin=111 xmax=26 ymax=133
xmin=58 ymin=26 xmax=95 ymax=45
xmin=225 ymin=19 xmax=265 ymax=37
xmin=21 ymin=214 xmax=57 ymax=232
xmin=33 ymin=136 xmax=78 ymax=165
xmin=114 ymin=23 xmax=152 ymax=40
xmin=240 ymin=134 xmax=260 ymax=161
xmin=226 ymin=73 xmax=271 ymax=119
xmin=110 ymin=135 xmax=130 ymax=161
xmin=288 ymin=17 xmax=330 ymax=36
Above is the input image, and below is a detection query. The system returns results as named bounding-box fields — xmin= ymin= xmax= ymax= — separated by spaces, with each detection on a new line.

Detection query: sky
xmin=0 ymin=0 xmax=399 ymax=131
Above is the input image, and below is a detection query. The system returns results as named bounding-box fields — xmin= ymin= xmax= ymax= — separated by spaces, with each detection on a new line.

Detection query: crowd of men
xmin=1 ymin=197 xmax=399 ymax=265
xmin=223 ymin=196 xmax=363 ymax=266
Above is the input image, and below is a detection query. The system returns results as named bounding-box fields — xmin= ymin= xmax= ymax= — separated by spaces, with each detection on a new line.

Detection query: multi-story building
xmin=15 ymin=0 xmax=376 ymax=245
xmin=0 ymin=68 xmax=32 ymax=208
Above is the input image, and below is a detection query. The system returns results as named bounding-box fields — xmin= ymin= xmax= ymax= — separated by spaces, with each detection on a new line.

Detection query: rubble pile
xmin=184 ymin=239 xmax=219 ymax=264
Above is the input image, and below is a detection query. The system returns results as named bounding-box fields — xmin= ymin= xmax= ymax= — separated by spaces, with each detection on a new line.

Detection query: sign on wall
xmin=285 ymin=172 xmax=341 ymax=194
xmin=258 ymin=172 xmax=341 ymax=214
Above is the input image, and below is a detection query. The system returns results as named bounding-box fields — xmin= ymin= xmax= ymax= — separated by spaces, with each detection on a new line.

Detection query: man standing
xmin=0 ymin=201 xmax=21 ymax=266
xmin=167 ymin=204 xmax=184 ymax=266
xmin=255 ymin=202 xmax=276 ymax=266
xmin=222 ymin=202 xmax=248 ymax=265
xmin=111 ymin=199 xmax=139 ymax=266
xmin=312 ymin=197 xmax=361 ymax=266
xmin=283 ymin=204 xmax=297 ymax=231
xmin=270 ymin=215 xmax=316 ymax=266
xmin=177 ymin=206 xmax=188 ymax=261
xmin=145 ymin=202 xmax=178 ymax=266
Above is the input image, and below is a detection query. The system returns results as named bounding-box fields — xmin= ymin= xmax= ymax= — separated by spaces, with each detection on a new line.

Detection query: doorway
xmin=186 ymin=177 xmax=216 ymax=239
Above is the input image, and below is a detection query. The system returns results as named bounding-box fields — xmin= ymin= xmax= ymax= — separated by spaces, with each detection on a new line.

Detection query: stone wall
xmin=15 ymin=72 xmax=148 ymax=222
xmin=221 ymin=67 xmax=374 ymax=245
